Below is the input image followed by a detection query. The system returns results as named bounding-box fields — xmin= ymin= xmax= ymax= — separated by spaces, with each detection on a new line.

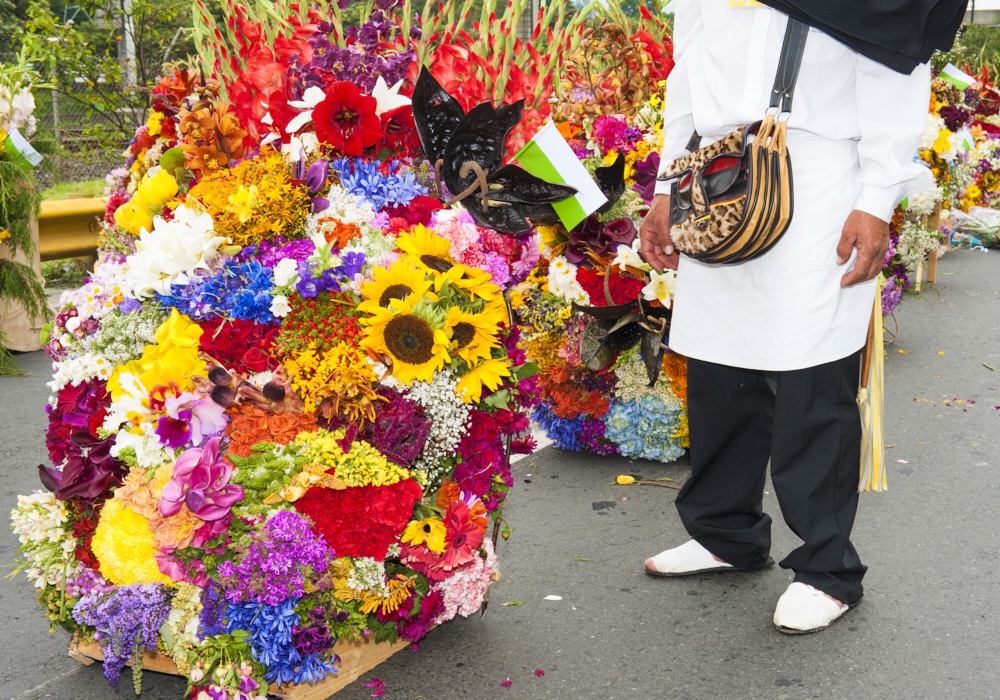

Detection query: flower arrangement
xmin=11 ymin=0 xmax=614 ymax=694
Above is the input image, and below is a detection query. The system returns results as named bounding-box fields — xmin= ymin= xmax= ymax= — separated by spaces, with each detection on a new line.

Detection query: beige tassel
xmin=858 ymin=275 xmax=886 ymax=492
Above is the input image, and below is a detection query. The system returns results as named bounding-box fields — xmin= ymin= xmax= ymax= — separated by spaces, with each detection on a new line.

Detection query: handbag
xmin=659 ymin=18 xmax=809 ymax=264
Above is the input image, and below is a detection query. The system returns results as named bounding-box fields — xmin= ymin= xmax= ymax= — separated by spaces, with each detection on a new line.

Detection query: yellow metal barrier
xmin=38 ymin=197 xmax=107 ymax=261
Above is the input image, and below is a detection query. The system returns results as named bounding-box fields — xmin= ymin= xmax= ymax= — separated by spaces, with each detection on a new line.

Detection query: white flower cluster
xmin=9 ymin=492 xmax=79 ymax=590
xmin=919 ymin=114 xmax=945 ymax=151
xmin=547 ymin=255 xmax=591 ymax=305
xmin=48 ymin=353 xmax=114 ymax=394
xmin=125 ymin=205 xmax=225 ymax=298
xmin=0 ymin=85 xmax=37 ymax=136
xmin=393 ymin=369 xmax=471 ymax=481
xmin=89 ymin=307 xmax=164 ymax=366
xmin=347 ymin=557 xmax=390 ymax=598
xmin=897 ymin=219 xmax=942 ymax=274
xmin=164 ymin=582 xmax=204 ymax=673
xmin=305 ymin=184 xmax=376 ymax=249
xmin=905 ymin=185 xmax=944 ymax=218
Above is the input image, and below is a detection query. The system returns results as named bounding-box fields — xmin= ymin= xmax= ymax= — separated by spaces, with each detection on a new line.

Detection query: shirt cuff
xmin=653 ymin=178 xmax=675 ymax=197
xmin=854 ymin=184 xmax=904 ymax=223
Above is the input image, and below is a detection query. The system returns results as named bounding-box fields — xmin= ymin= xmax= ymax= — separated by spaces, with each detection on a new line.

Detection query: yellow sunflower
xmin=437 ymin=262 xmax=502 ymax=301
xmin=359 ymin=296 xmax=451 ymax=385
xmin=444 ymin=301 xmax=506 ymax=365
xmin=396 ymin=224 xmax=455 ymax=275
xmin=456 ymin=357 xmax=511 ymax=403
xmin=357 ymin=257 xmax=436 ymax=315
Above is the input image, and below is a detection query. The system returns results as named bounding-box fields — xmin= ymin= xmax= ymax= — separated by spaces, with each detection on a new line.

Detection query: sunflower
xmin=359 ymin=296 xmax=451 ymax=384
xmin=357 ymin=257 xmax=436 ymax=315
xmin=456 ymin=357 xmax=511 ymax=403
xmin=396 ymin=224 xmax=455 ymax=275
xmin=444 ymin=301 xmax=506 ymax=365
xmin=437 ymin=262 xmax=502 ymax=301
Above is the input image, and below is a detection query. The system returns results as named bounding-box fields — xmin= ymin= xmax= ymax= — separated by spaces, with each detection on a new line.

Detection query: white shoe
xmin=644 ymin=539 xmax=735 ymax=577
xmin=773 ymin=582 xmax=850 ymax=634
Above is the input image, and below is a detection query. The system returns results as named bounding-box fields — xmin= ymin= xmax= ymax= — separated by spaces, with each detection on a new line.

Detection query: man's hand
xmin=639 ymin=194 xmax=679 ymax=272
xmin=837 ymin=210 xmax=890 ymax=287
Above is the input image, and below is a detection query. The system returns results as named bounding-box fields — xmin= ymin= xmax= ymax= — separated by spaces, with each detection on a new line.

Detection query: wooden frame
xmin=68 ymin=631 xmax=411 ymax=699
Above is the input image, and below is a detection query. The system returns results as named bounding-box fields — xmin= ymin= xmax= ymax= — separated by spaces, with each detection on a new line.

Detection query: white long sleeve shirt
xmin=655 ymin=0 xmax=933 ymax=222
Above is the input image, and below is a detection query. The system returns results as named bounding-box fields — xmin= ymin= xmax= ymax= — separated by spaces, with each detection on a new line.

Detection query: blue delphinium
xmin=331 ymin=157 xmax=426 ymax=211
xmin=157 ymin=260 xmax=275 ymax=323
xmin=226 ymin=598 xmax=339 ymax=685
xmin=533 ymin=403 xmax=587 ymax=452
xmin=604 ymin=394 xmax=686 ymax=463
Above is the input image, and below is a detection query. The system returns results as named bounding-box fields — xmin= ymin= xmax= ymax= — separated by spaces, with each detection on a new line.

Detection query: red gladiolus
xmin=313 ymin=81 xmax=383 ymax=156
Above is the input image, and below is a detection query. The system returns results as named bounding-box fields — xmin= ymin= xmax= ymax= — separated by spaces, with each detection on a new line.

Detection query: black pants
xmin=675 ymin=352 xmax=866 ymax=605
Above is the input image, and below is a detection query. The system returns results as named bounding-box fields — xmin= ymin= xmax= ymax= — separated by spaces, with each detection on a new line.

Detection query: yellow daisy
xmin=359 ymin=296 xmax=451 ymax=385
xmin=456 ymin=357 xmax=511 ymax=403
xmin=444 ymin=301 xmax=506 ymax=365
xmin=357 ymin=257 xmax=436 ymax=315
xmin=396 ymin=224 xmax=455 ymax=275
xmin=401 ymin=517 xmax=446 ymax=554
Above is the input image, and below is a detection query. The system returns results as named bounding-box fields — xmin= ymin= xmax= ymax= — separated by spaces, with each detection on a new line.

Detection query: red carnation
xmin=294 ymin=479 xmax=423 ymax=559
xmin=313 ymin=81 xmax=383 ymax=156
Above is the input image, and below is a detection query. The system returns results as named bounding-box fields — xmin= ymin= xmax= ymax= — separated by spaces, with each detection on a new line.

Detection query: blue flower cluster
xmin=157 ymin=260 xmax=275 ymax=323
xmin=532 ymin=403 xmax=586 ymax=452
xmin=331 ymin=157 xmax=426 ymax=211
xmin=296 ymin=250 xmax=366 ymax=299
xmin=226 ymin=598 xmax=339 ymax=685
xmin=604 ymin=394 xmax=686 ymax=463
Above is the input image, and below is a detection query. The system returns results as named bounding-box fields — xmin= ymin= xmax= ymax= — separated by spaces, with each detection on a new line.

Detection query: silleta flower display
xmin=12 ymin=0 xmax=604 ymax=695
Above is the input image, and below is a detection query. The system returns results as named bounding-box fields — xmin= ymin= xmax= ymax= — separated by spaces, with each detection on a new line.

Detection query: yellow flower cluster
xmin=92 ymin=497 xmax=172 ymax=586
xmin=185 ymin=149 xmax=311 ymax=246
xmin=146 ymin=112 xmax=165 ymax=137
xmin=283 ymin=342 xmax=381 ymax=423
xmin=108 ymin=309 xmax=206 ymax=399
xmin=294 ymin=428 xmax=411 ymax=488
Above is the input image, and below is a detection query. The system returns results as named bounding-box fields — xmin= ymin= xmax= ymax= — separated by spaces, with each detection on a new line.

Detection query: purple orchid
xmin=155 ymin=392 xmax=228 ymax=449
xmin=159 ymin=437 xmax=244 ymax=521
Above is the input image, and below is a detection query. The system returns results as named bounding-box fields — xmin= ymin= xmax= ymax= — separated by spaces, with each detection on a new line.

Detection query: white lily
xmin=371 ymin=76 xmax=411 ymax=115
xmin=612 ymin=239 xmax=649 ymax=272
xmin=285 ymin=85 xmax=328 ymax=134
xmin=642 ymin=268 xmax=677 ymax=308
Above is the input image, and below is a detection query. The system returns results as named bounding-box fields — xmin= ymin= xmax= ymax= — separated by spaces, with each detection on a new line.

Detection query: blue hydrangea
xmin=533 ymin=403 xmax=587 ymax=452
xmin=226 ymin=598 xmax=339 ymax=685
xmin=157 ymin=260 xmax=276 ymax=323
xmin=331 ymin=157 xmax=426 ymax=211
xmin=604 ymin=394 xmax=686 ymax=463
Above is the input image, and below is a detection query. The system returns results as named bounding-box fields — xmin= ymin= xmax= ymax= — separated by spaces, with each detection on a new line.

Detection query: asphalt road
xmin=2 ymin=247 xmax=999 ymax=700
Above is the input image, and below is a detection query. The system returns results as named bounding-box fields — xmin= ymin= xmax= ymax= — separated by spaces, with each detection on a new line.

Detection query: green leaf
xmin=501 ymin=600 xmax=524 ymax=606
xmin=512 ymin=361 xmax=541 ymax=379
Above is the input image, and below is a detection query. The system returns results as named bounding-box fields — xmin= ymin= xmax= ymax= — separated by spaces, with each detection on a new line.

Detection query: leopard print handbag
xmin=659 ymin=18 xmax=809 ymax=265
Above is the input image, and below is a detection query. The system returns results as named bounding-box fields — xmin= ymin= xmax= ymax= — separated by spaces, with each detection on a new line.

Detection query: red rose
xmin=241 ymin=347 xmax=270 ymax=374
xmin=313 ymin=81 xmax=383 ymax=156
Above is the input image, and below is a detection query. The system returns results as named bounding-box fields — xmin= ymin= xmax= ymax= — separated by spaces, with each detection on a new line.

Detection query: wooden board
xmin=68 ymin=630 xmax=411 ymax=699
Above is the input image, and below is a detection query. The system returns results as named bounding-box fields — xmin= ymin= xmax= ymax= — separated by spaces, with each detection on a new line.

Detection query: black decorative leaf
xmin=600 ymin=312 xmax=644 ymax=352
xmin=461 ymin=194 xmax=533 ymax=234
xmin=411 ymin=67 xmax=466 ymax=164
xmin=571 ymin=301 xmax=635 ymax=321
xmin=487 ymin=165 xmax=577 ymax=204
xmin=638 ymin=299 xmax=672 ymax=386
xmin=513 ymin=202 xmax=562 ymax=225
xmin=580 ymin=319 xmax=615 ymax=371
xmin=595 ymin=151 xmax=627 ymax=214
xmin=443 ymin=101 xmax=504 ymax=195
xmin=496 ymin=99 xmax=524 ymax=148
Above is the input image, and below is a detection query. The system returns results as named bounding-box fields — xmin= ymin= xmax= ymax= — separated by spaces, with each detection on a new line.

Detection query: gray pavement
xmin=2 ymin=247 xmax=999 ymax=700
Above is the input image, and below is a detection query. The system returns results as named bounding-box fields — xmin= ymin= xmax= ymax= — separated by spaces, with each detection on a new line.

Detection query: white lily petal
xmin=372 ymin=75 xmax=412 ymax=115
xmin=285 ymin=110 xmax=314 ymax=134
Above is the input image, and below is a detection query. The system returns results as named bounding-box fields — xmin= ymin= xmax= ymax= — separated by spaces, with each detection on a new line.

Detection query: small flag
xmin=940 ymin=63 xmax=976 ymax=90
xmin=514 ymin=121 xmax=607 ymax=230
xmin=1 ymin=128 xmax=43 ymax=168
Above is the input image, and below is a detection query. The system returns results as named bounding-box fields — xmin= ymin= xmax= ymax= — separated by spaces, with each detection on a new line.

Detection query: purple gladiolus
xmin=159 ymin=437 xmax=244 ymax=521
xmin=306 ymin=160 xmax=329 ymax=194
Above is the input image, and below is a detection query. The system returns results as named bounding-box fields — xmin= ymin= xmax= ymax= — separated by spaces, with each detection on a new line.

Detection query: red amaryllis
xmin=294 ymin=479 xmax=423 ymax=559
xmin=313 ymin=81 xmax=383 ymax=156
xmin=159 ymin=437 xmax=244 ymax=521
xmin=378 ymin=105 xmax=419 ymax=154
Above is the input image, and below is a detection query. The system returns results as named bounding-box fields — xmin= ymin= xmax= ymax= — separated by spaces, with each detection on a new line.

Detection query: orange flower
xmin=662 ymin=353 xmax=688 ymax=401
xmin=321 ymin=218 xmax=362 ymax=248
xmin=225 ymin=404 xmax=317 ymax=457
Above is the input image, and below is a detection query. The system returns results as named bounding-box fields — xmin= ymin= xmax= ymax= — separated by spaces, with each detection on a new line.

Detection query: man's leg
xmin=770 ymin=351 xmax=867 ymax=606
xmin=674 ymin=358 xmax=775 ymax=571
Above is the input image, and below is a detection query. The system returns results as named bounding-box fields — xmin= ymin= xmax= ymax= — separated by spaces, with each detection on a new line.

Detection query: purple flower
xmin=566 ymin=215 xmax=637 ymax=264
xmin=155 ymin=391 xmax=227 ymax=448
xmin=296 ymin=276 xmax=321 ymax=298
xmin=306 ymin=160 xmax=329 ymax=194
xmin=159 ymin=437 xmax=244 ymax=521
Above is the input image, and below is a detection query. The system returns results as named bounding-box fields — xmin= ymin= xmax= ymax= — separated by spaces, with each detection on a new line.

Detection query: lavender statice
xmin=217 ymin=511 xmax=333 ymax=606
xmin=72 ymin=584 xmax=172 ymax=690
xmin=330 ymin=158 xmax=426 ymax=211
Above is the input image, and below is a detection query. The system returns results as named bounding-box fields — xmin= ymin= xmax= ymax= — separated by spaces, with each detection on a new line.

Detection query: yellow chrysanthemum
xmin=933 ymin=129 xmax=952 ymax=155
xmin=402 ymin=517 xmax=446 ymax=554
xmin=444 ymin=301 xmax=506 ymax=365
xmin=396 ymin=225 xmax=454 ymax=275
xmin=359 ymin=296 xmax=451 ymax=385
xmin=294 ymin=427 xmax=411 ymax=487
xmin=92 ymin=497 xmax=172 ymax=586
xmin=456 ymin=357 xmax=511 ymax=403
xmin=357 ymin=257 xmax=437 ymax=315
xmin=108 ymin=309 xmax=205 ymax=399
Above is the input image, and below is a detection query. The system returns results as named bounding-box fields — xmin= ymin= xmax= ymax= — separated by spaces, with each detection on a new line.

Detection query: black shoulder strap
xmin=769 ymin=18 xmax=809 ymax=114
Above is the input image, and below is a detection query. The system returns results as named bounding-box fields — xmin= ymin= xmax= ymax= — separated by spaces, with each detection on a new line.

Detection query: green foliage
xmin=23 ymin=0 xmax=200 ymax=154
xmin=39 ymin=178 xmax=105 ymax=200
xmin=932 ymin=23 xmax=1000 ymax=74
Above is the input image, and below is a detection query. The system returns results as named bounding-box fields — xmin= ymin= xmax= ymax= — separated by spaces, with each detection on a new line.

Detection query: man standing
xmin=640 ymin=0 xmax=964 ymax=633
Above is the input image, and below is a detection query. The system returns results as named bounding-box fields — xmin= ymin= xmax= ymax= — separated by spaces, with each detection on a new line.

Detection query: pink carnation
xmin=431 ymin=539 xmax=497 ymax=623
